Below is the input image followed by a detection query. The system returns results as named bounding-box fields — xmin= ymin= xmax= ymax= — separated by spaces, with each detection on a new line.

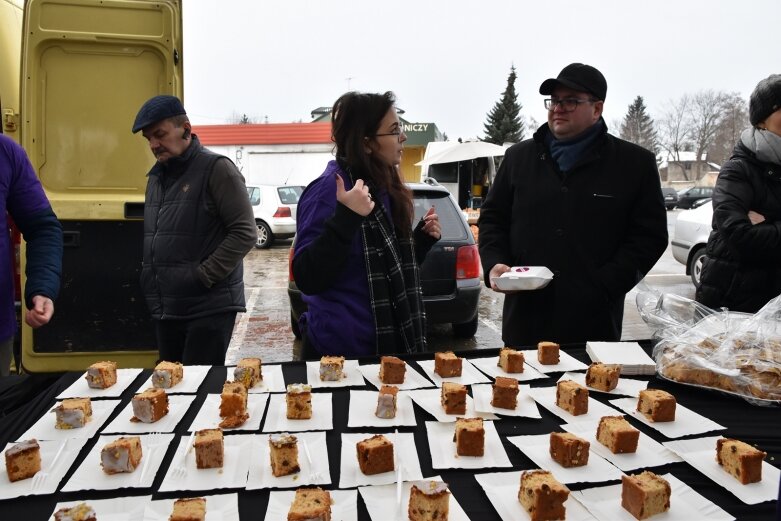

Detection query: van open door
xmin=20 ymin=0 xmax=182 ymax=372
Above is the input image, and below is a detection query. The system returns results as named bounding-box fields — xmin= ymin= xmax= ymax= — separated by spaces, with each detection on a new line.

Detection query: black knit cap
xmin=749 ymin=74 xmax=781 ymax=127
xmin=539 ymin=63 xmax=607 ymax=101
xmin=132 ymin=95 xmax=186 ymax=133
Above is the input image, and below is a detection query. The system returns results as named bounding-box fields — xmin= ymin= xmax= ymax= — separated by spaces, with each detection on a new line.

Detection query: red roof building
xmin=193 ymin=122 xmax=332 ymax=146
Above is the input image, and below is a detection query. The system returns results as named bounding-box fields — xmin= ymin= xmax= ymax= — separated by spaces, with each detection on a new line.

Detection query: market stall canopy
xmin=415 ymin=141 xmax=507 ymax=166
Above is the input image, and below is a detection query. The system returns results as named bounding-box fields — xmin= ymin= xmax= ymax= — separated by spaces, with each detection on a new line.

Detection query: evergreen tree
xmin=483 ymin=66 xmax=524 ymax=145
xmin=620 ymin=96 xmax=658 ymax=155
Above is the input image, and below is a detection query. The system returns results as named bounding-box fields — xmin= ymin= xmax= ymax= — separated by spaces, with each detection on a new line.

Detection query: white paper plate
xmin=339 ymin=431 xmax=424 ymax=488
xmin=57 ymin=368 xmax=144 ymax=400
xmin=559 ymin=372 xmax=648 ymax=397
xmin=136 ymin=365 xmax=210 ymax=394
xmin=52 ymin=496 xmax=151 ymax=521
xmin=574 ymin=472 xmax=735 ymax=520
xmin=187 ymin=393 xmax=269 ymax=432
xmin=246 ymin=431 xmax=331 ymax=489
xmin=405 ymin=388 xmax=498 ymax=422
xmin=225 ymin=364 xmax=286 ymax=393
xmin=526 ymin=385 xmax=619 ymax=424
xmin=157 ymin=434 xmax=253 ymax=492
xmin=416 ymin=358 xmax=492 ymax=386
xmin=0 ymin=438 xmax=88 ymax=499
xmin=506 ymin=433 xmax=623 ymax=484
xmin=491 ymin=266 xmax=553 ymax=291
xmin=262 ymin=393 xmax=333 ymax=433
xmin=426 ymin=420 xmax=512 ymax=470
xmin=475 ymin=470 xmax=597 ymax=521
xmin=265 ymin=489 xmax=357 ymax=521
xmin=359 ymin=475 xmax=470 ymax=521
xmin=347 ymin=390 xmax=417 ymax=428
xmin=522 ymin=349 xmax=589 ymax=373
xmin=16 ymin=399 xmax=121 ymax=441
xmin=609 ymin=397 xmax=725 ymax=438
xmin=305 ymin=359 xmax=367 ymax=388
xmin=62 ymin=433 xmax=174 ymax=492
xmin=469 ymin=356 xmax=547 ymax=382
xmin=102 ymin=394 xmax=197 ymax=434
xmin=358 ymin=362 xmax=435 ymax=390
xmin=143 ymin=493 xmax=239 ymax=521
xmin=471 ymin=383 xmax=542 ymax=418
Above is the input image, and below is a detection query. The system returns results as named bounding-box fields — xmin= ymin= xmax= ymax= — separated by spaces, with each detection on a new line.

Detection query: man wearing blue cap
xmin=478 ymin=63 xmax=668 ymax=346
xmin=133 ymin=95 xmax=256 ymax=365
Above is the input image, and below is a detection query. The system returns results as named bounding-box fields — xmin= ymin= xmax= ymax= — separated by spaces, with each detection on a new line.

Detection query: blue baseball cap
xmin=132 ymin=95 xmax=187 ymax=133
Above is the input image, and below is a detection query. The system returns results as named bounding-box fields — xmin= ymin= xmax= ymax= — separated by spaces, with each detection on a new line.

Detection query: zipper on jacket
xmin=152 ymin=176 xmax=165 ymax=319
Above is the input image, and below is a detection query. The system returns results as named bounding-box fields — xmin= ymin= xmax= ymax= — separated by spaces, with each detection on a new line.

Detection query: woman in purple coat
xmin=292 ymin=92 xmax=440 ymax=358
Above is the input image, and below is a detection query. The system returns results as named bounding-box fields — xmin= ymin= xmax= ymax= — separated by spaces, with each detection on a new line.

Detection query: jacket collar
xmin=148 ymin=135 xmax=202 ymax=177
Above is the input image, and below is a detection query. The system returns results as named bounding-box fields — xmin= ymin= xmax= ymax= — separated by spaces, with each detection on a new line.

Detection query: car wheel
xmin=255 ymin=222 xmax=273 ymax=249
xmin=290 ymin=311 xmax=301 ymax=339
xmin=689 ymin=245 xmax=706 ymax=287
xmin=452 ymin=316 xmax=478 ymax=338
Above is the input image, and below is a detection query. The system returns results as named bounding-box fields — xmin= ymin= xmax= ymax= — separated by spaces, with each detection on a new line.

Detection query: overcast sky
xmin=183 ymin=0 xmax=780 ymax=141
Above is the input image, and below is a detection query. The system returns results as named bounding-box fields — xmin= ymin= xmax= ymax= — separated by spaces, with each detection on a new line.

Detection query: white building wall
xmin=207 ymin=143 xmax=334 ymax=187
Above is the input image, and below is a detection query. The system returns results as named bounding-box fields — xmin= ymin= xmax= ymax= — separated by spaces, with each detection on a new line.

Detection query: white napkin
xmin=225 ymin=364 xmax=286 ymax=393
xmin=17 ymin=399 xmax=121 ymax=441
xmin=262 ymin=393 xmax=333 ymax=433
xmin=425 ymin=420 xmax=512 ymax=470
xmin=338 ymin=431 xmax=423 ymax=488
xmin=246 ymin=431 xmax=330 ymax=489
xmin=405 ymin=388 xmax=498 ymax=422
xmin=506 ymin=433 xmax=623 ymax=484
xmin=562 ymin=421 xmax=683 ymax=471
xmin=142 ymin=493 xmax=238 ymax=521
xmin=57 ymin=368 xmax=144 ymax=399
xmin=586 ymin=341 xmax=656 ymax=376
xmin=305 ymin=359 xmax=367 ymax=388
xmin=475 ymin=470 xmax=597 ymax=521
xmin=416 ymin=359 xmax=492 ymax=386
xmin=359 ymin=474 xmax=470 ymax=521
xmin=0 ymin=438 xmax=88 ymax=499
xmin=526 ymin=385 xmax=620 ymax=424
xmin=522 ymin=350 xmax=589 ymax=373
xmin=102 ymin=394 xmax=197 ymax=434
xmin=157 ymin=434 xmax=252 ymax=492
xmin=187 ymin=393 xmax=269 ymax=432
xmin=559 ymin=371 xmax=648 ymax=397
xmin=609 ymin=397 xmax=725 ymax=438
xmin=137 ymin=365 xmax=210 ymax=394
xmin=61 ymin=433 xmax=174 ymax=492
xmin=469 ymin=355 xmax=547 ymax=382
xmin=663 ymin=436 xmax=781 ymax=505
xmin=347 ymin=390 xmax=417 ymax=428
xmin=265 ymin=490 xmax=357 ymax=521
xmin=358 ymin=363 xmax=434 ymax=390
xmin=471 ymin=384 xmax=542 ymax=418
xmin=574 ymin=473 xmax=735 ymax=520
xmin=52 ymin=496 xmax=152 ymax=521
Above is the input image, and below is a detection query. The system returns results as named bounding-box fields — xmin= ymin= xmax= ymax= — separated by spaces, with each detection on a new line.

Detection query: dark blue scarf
xmin=546 ymin=119 xmax=604 ymax=172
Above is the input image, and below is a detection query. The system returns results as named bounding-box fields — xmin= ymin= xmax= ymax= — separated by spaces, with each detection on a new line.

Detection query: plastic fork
xmin=31 ymin=440 xmax=66 ymax=492
xmin=300 ymin=438 xmax=322 ymax=483
xmin=170 ymin=431 xmax=195 ymax=481
xmin=394 ymin=429 xmax=403 ymax=516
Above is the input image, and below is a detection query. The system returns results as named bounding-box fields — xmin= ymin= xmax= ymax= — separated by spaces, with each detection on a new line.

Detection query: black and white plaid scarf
xmin=360 ymin=200 xmax=427 ymax=355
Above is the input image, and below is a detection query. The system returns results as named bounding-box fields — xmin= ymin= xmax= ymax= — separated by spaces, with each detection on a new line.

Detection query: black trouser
xmin=154 ymin=312 xmax=237 ymax=365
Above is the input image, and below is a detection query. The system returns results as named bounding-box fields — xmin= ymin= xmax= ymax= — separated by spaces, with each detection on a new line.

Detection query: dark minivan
xmin=676 ymin=186 xmax=713 ymax=209
xmin=288 ymin=180 xmax=482 ymax=339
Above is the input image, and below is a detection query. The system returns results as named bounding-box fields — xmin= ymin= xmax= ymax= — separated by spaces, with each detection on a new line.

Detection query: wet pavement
xmin=227 ymin=211 xmax=695 ymax=364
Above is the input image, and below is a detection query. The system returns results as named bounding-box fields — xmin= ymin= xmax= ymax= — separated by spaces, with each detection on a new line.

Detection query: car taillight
xmin=456 ymin=244 xmax=480 ymax=280
xmin=273 ymin=206 xmax=292 ymax=218
xmin=288 ymin=247 xmax=295 ymax=282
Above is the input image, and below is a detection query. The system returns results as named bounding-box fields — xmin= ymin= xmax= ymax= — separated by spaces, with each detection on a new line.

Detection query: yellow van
xmin=3 ymin=0 xmax=182 ymax=372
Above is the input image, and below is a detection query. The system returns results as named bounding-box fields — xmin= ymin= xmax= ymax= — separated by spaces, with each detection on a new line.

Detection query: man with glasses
xmin=478 ymin=63 xmax=667 ymax=345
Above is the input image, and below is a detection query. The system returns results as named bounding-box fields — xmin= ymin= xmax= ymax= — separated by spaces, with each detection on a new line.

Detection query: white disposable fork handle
xmin=181 ymin=430 xmax=195 ymax=464
xmin=301 ymin=438 xmax=315 ymax=477
xmin=394 ymin=429 xmax=402 ymax=516
xmin=47 ymin=440 xmax=67 ymax=474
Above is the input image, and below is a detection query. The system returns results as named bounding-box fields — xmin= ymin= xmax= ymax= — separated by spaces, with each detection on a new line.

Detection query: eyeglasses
xmin=544 ymin=98 xmax=598 ymax=112
xmin=373 ymin=128 xmax=405 ymax=142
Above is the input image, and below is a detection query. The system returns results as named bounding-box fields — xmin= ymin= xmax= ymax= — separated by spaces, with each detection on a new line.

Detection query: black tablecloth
xmin=1 ymin=342 xmax=779 ymax=520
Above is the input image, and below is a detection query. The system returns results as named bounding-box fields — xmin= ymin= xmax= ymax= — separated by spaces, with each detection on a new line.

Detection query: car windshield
xmin=412 ymin=191 xmax=468 ymax=242
xmin=277 ymin=186 xmax=303 ymax=205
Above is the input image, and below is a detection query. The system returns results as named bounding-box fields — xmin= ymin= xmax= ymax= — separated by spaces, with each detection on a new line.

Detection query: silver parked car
xmin=246 ymin=185 xmax=304 ymax=248
xmin=671 ymin=201 xmax=713 ymax=286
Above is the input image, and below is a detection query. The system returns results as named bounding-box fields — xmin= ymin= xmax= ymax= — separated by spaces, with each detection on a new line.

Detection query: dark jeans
xmin=154 ymin=312 xmax=237 ymax=365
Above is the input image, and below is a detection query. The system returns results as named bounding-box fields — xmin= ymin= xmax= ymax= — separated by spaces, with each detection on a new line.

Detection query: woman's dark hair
xmin=331 ymin=91 xmax=413 ymax=237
